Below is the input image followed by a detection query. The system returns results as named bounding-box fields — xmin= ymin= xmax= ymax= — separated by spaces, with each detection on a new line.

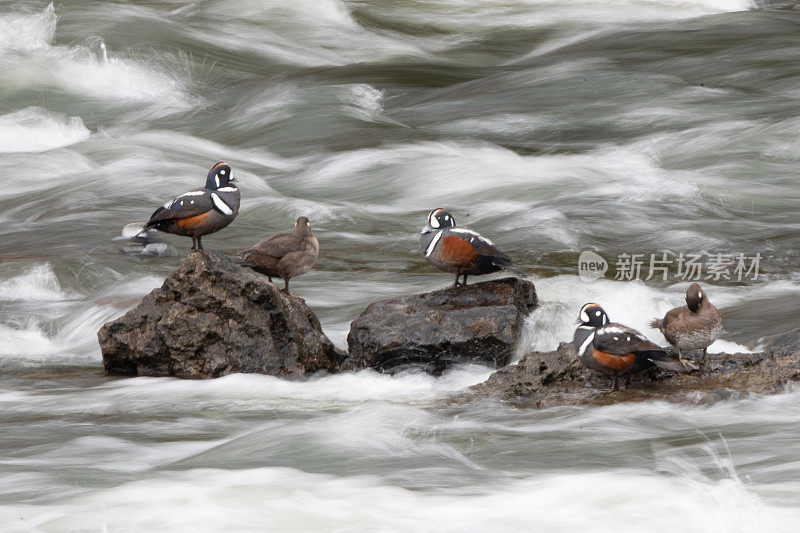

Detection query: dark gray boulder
xmin=343 ymin=277 xmax=537 ymax=374
xmin=98 ymin=251 xmax=345 ymax=378
xmin=470 ymin=342 xmax=800 ymax=407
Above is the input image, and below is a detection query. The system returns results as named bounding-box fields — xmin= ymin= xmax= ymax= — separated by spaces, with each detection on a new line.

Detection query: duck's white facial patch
xmin=698 ymin=291 xmax=703 ymax=299
xmin=425 ymin=230 xmax=443 ymax=258
xmin=220 ymin=169 xmax=226 ymax=175
xmin=211 ymin=193 xmax=233 ymax=215
xmin=579 ymin=307 xmax=591 ymax=323
xmin=429 ymin=214 xmax=440 ymax=229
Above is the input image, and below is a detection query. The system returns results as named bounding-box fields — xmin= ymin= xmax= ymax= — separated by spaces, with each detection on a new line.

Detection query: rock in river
xmin=98 ymin=251 xmax=345 ymax=378
xmin=344 ymin=277 xmax=537 ymax=374
xmin=470 ymin=342 xmax=800 ymax=407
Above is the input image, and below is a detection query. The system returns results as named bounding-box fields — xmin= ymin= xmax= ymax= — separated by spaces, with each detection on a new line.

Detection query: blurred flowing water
xmin=2 ymin=0 xmax=800 ymax=530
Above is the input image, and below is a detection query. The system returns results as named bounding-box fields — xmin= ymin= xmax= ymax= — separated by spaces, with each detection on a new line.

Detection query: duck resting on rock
xmin=650 ymin=282 xmax=722 ymax=366
xmin=238 ymin=216 xmax=319 ymax=294
xmin=419 ymin=208 xmax=524 ymax=287
xmin=574 ymin=303 xmax=698 ymax=391
xmin=140 ymin=162 xmax=240 ymax=252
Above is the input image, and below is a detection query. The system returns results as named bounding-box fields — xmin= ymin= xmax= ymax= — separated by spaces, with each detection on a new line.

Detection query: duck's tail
xmin=644 ymin=350 xmax=699 ymax=372
xmin=501 ymin=264 xmax=526 ymax=277
xmin=494 ymin=259 xmax=526 ymax=278
xmin=121 ymin=222 xmax=149 ymax=239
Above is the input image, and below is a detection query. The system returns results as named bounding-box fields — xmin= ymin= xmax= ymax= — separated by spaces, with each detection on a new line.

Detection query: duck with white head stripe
xmin=574 ymin=303 xmax=697 ymax=391
xmin=419 ymin=208 xmax=524 ymax=288
xmin=139 ymin=162 xmax=240 ymax=251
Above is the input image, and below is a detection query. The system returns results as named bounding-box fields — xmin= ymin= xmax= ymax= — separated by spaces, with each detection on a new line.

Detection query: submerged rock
xmin=470 ymin=343 xmax=800 ymax=407
xmin=343 ymin=277 xmax=537 ymax=374
xmin=98 ymin=251 xmax=345 ymax=378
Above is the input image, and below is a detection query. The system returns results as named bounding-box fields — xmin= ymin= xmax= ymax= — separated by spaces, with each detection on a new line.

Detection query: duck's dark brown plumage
xmin=238 ymin=217 xmax=319 ymax=294
xmin=650 ymin=283 xmax=722 ymax=365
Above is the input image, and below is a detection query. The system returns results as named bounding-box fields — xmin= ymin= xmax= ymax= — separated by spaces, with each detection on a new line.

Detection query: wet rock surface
xmin=470 ymin=342 xmax=800 ymax=407
xmin=343 ymin=277 xmax=537 ymax=374
xmin=98 ymin=251 xmax=345 ymax=378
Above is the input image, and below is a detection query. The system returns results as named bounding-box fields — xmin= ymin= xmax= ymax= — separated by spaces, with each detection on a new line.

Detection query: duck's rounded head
xmin=424 ymin=208 xmax=456 ymax=232
xmin=577 ymin=303 xmax=609 ymax=328
xmin=685 ymin=283 xmax=705 ymax=312
xmin=205 ymin=162 xmax=234 ymax=190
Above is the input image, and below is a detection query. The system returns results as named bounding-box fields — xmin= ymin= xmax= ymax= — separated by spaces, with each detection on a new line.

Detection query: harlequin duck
xmin=140 ymin=162 xmax=240 ymax=251
xmin=419 ymin=208 xmax=524 ymax=287
xmin=574 ymin=303 xmax=697 ymax=391
xmin=238 ymin=217 xmax=319 ymax=294
xmin=649 ymin=283 xmax=722 ymax=365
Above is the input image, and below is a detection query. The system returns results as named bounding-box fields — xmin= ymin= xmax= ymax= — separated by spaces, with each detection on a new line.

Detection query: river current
xmin=1 ymin=1 xmax=800 ymax=530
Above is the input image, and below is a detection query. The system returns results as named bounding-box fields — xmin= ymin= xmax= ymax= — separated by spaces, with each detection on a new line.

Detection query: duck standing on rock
xmin=650 ymin=283 xmax=722 ymax=366
xmin=419 ymin=208 xmax=524 ymax=287
xmin=140 ymin=162 xmax=240 ymax=251
xmin=574 ymin=303 xmax=698 ymax=391
xmin=238 ymin=217 xmax=319 ymax=294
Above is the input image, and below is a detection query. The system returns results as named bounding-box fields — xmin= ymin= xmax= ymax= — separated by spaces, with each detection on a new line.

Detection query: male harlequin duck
xmin=419 ymin=208 xmax=524 ymax=287
xmin=649 ymin=283 xmax=722 ymax=365
xmin=238 ymin=216 xmax=319 ymax=294
xmin=574 ymin=303 xmax=697 ymax=391
xmin=140 ymin=162 xmax=240 ymax=251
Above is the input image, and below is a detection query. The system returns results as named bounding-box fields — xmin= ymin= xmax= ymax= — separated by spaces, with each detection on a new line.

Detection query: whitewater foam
xmin=0 ymin=3 xmax=56 ymax=52
xmin=0 ymin=264 xmax=77 ymax=302
xmin=0 ymin=107 xmax=90 ymax=153
xmin=0 ymin=464 xmax=789 ymax=532
xmin=96 ymin=365 xmax=493 ymax=409
xmin=1 ymin=5 xmax=197 ymax=113
xmin=297 ymin=140 xmax=700 ymax=211
xmin=191 ymin=0 xmax=433 ymax=67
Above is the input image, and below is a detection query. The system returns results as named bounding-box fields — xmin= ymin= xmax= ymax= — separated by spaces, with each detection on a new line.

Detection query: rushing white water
xmin=2 ymin=0 xmax=799 ymax=530
xmin=0 ymin=107 xmax=90 ymax=153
